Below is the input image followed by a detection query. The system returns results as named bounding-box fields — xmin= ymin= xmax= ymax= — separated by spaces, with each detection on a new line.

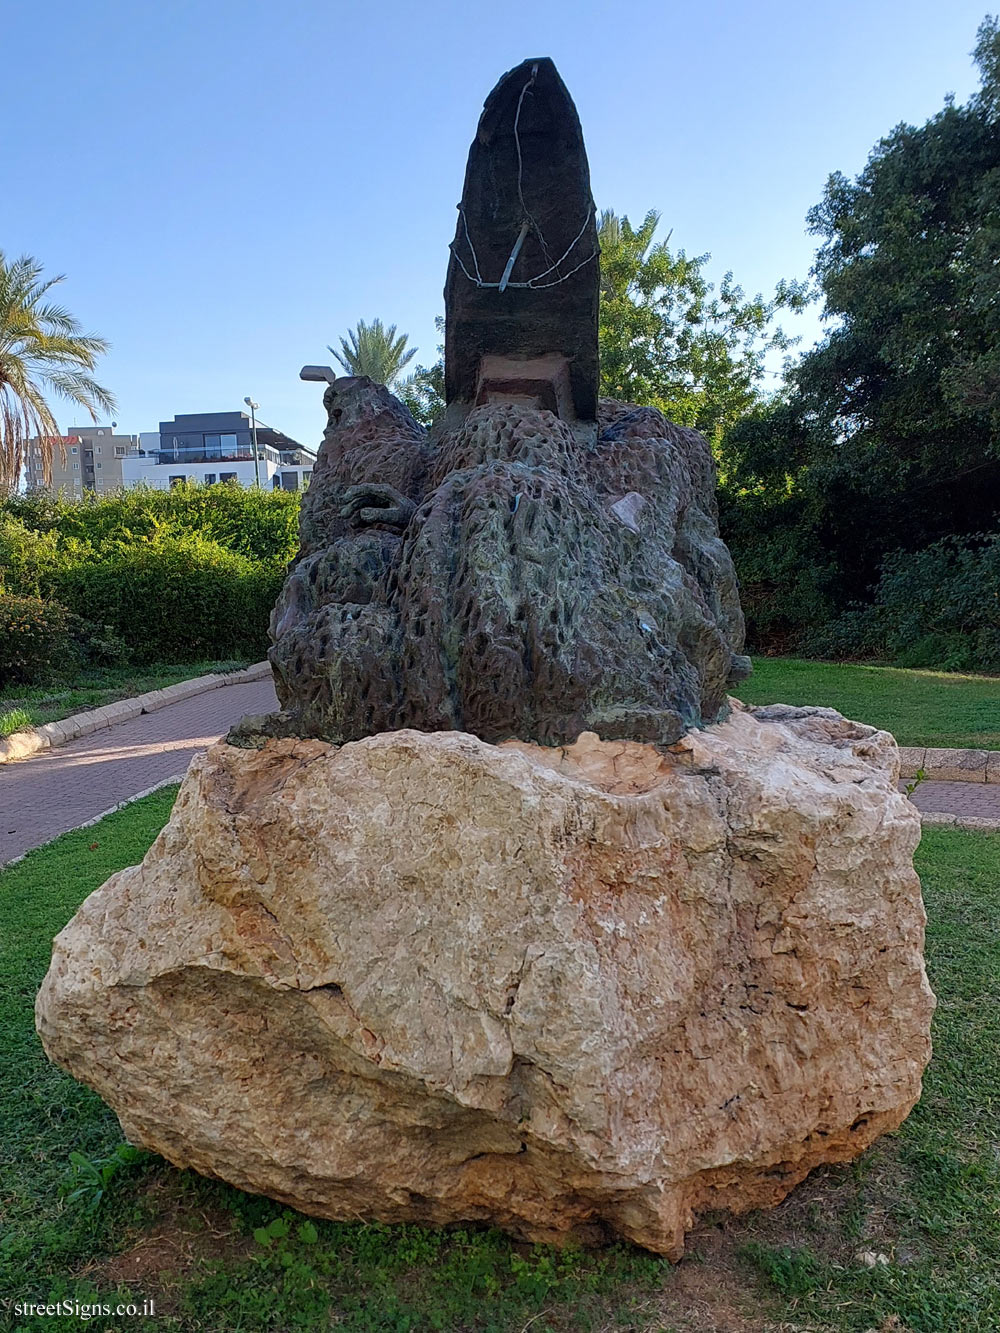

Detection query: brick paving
xmin=0 ymin=678 xmax=278 ymax=865
xmin=904 ymin=778 xmax=1000 ymax=823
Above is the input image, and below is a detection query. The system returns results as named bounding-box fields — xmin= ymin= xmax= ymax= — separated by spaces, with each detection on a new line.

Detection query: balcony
xmin=153 ymin=446 xmax=257 ymax=466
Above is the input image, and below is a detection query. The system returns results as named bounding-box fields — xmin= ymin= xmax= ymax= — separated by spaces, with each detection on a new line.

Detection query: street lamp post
xmin=244 ymin=397 xmax=261 ymax=487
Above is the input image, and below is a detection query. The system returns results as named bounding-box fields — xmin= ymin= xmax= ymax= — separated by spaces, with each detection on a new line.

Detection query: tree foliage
xmin=398 ymin=316 xmax=446 ymax=425
xmin=390 ymin=221 xmax=807 ymax=434
xmin=720 ymin=17 xmax=1000 ymax=653
xmin=328 ymin=318 xmax=416 ymax=389
xmin=0 ymin=252 xmax=116 ymax=497
xmin=597 ymin=210 xmax=809 ymax=438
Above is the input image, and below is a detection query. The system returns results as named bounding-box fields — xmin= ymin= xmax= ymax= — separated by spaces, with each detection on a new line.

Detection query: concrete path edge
xmin=0 ymin=662 xmax=271 ymax=765
xmin=918 ymin=810 xmax=1000 ymax=834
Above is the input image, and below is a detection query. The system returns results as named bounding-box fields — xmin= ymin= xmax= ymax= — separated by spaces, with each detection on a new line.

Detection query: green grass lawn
xmin=2 ymin=796 xmax=998 ymax=1331
xmin=738 ymin=657 xmax=1000 ymax=750
xmin=0 ymin=660 xmax=253 ymax=737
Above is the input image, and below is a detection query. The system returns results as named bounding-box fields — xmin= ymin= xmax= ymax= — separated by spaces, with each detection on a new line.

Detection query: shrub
xmin=0 ymin=595 xmax=85 ymax=687
xmin=2 ymin=484 xmax=300 ymax=565
xmin=0 ymin=516 xmax=65 ymax=598
xmin=720 ymin=490 xmax=839 ymax=655
xmin=49 ymin=534 xmax=283 ymax=664
xmin=805 ymin=533 xmax=1000 ymax=671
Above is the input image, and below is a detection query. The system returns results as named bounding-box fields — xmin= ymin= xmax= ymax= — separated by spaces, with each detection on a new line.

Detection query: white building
xmin=122 ymin=411 xmax=316 ymax=491
xmin=122 ymin=445 xmax=315 ymax=492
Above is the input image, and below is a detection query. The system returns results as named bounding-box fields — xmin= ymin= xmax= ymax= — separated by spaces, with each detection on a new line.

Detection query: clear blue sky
xmin=4 ymin=0 xmax=991 ymax=446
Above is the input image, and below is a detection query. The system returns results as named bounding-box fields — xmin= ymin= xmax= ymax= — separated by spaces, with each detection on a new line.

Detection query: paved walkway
xmin=905 ymin=779 xmax=1000 ymax=823
xmin=0 ymin=678 xmax=278 ymax=865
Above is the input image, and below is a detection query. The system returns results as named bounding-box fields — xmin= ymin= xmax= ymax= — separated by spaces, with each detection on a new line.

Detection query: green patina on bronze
xmin=235 ymin=59 xmax=749 ymax=750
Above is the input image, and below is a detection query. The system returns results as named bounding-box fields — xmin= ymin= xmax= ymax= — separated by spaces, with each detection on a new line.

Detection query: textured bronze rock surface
xmin=37 ymin=706 xmax=935 ymax=1258
xmin=257 ymin=379 xmax=749 ymax=749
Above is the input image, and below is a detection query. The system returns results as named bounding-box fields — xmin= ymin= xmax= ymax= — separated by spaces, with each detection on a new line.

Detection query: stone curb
xmin=898 ymin=745 xmax=1000 ymax=784
xmin=0 ymin=662 xmax=271 ymax=766
xmin=918 ymin=810 xmax=1000 ymax=834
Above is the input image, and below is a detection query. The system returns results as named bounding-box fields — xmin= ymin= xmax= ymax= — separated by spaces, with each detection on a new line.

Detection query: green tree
xmin=0 ymin=252 xmax=116 ymax=496
xmin=597 ymin=209 xmax=809 ymax=439
xmin=398 ymin=316 xmax=446 ymax=425
xmin=328 ymin=318 xmax=416 ymax=389
xmin=725 ymin=15 xmax=1000 ymax=634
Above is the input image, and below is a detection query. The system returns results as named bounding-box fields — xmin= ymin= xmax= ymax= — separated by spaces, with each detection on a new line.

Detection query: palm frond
xmin=326 ymin=317 xmax=417 ymax=388
xmin=0 ymin=251 xmax=114 ymax=495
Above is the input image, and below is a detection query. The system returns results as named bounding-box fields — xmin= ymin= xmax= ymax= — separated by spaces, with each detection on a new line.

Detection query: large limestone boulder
xmin=36 ymin=704 xmax=934 ymax=1259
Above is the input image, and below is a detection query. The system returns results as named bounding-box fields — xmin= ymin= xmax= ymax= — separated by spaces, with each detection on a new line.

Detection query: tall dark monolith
xmin=443 ymin=57 xmax=600 ymax=427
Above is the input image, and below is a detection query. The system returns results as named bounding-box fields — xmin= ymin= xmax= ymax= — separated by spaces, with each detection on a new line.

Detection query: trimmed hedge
xmin=0 ymin=487 xmax=297 ymax=673
xmin=6 ymin=485 xmax=299 ymax=563
xmin=49 ymin=535 xmax=283 ymax=665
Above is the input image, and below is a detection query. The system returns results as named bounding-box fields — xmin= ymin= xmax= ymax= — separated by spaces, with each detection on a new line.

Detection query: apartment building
xmin=24 ymin=425 xmax=141 ymax=496
xmin=25 ymin=412 xmax=316 ymax=494
xmin=122 ymin=411 xmax=316 ymax=491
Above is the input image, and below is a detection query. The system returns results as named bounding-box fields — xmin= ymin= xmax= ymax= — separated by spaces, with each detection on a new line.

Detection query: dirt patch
xmin=75 ymin=1169 xmax=252 ymax=1311
xmin=711 ymin=1136 xmax=917 ymax=1267
xmin=644 ymin=1226 xmax=833 ymax=1333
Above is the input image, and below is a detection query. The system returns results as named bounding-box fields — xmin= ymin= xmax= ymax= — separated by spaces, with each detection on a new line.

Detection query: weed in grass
xmin=0 ymin=706 xmax=32 ymax=736
xmin=740 ymin=1242 xmax=827 ymax=1297
xmin=61 ymin=1144 xmax=151 ymax=1216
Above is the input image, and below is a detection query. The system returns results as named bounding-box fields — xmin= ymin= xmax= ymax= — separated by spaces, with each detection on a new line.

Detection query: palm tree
xmin=0 ymin=251 xmax=117 ymax=496
xmin=328 ymin=318 xmax=416 ymax=389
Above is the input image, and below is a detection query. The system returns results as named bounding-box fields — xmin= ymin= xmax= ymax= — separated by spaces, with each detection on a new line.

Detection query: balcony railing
xmin=152 ymin=447 xmax=260 ymax=466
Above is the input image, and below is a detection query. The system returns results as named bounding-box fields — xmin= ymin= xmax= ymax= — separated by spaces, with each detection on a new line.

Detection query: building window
xmin=219 ymin=471 xmax=237 ymax=483
xmin=96 ymin=462 xmax=102 ymax=469
xmin=96 ymin=445 xmax=102 ymax=454
xmin=97 ymin=429 xmax=104 ymax=436
xmin=71 ymin=446 xmax=78 ymax=454
xmin=204 ymin=473 xmax=217 ymax=485
xmin=220 ymin=433 xmax=238 ymax=453
xmin=169 ymin=475 xmax=186 ymax=488
xmin=73 ymin=462 xmax=79 ymax=470
xmin=115 ymin=446 xmax=126 ymax=456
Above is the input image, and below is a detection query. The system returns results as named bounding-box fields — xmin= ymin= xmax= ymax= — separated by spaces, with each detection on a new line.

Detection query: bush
xmin=0 ymin=488 xmax=298 ymax=675
xmin=0 ymin=595 xmax=85 ymax=687
xmin=3 ymin=483 xmax=300 ymax=565
xmin=719 ymin=489 xmax=839 ymax=655
xmin=804 ymin=533 xmax=1000 ymax=671
xmin=49 ymin=534 xmax=283 ymax=665
xmin=0 ymin=516 xmax=65 ymax=598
